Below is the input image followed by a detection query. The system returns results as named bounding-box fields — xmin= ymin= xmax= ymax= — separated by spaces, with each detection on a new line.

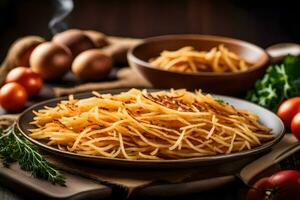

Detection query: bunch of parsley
xmin=246 ymin=55 xmax=300 ymax=111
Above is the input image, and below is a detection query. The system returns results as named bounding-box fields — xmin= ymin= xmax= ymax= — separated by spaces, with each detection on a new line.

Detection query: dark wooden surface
xmin=0 ymin=187 xmax=21 ymax=200
xmin=1 ymin=0 xmax=300 ymax=62
xmin=0 ymin=181 xmax=248 ymax=200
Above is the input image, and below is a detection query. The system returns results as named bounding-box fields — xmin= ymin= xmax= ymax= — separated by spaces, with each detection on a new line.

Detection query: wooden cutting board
xmin=0 ymin=162 xmax=112 ymax=200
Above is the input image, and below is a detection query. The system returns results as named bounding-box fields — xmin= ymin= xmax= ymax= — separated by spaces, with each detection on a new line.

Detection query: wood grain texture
xmin=0 ymin=0 xmax=298 ymax=63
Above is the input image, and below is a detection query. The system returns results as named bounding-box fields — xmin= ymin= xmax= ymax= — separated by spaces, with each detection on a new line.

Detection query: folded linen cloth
xmin=52 ymin=67 xmax=151 ymax=97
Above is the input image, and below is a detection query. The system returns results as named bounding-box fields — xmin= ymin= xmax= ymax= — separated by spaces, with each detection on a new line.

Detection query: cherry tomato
xmin=291 ymin=112 xmax=300 ymax=140
xmin=277 ymin=97 xmax=300 ymax=129
xmin=246 ymin=177 xmax=272 ymax=200
xmin=246 ymin=170 xmax=300 ymax=200
xmin=6 ymin=66 xmax=43 ymax=97
xmin=0 ymin=83 xmax=28 ymax=112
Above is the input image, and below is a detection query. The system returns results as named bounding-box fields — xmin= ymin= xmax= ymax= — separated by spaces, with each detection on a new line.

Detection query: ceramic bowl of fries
xmin=128 ymin=35 xmax=269 ymax=95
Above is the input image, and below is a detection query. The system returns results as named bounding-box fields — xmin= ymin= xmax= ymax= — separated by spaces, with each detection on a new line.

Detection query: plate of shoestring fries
xmin=17 ymin=89 xmax=284 ymax=168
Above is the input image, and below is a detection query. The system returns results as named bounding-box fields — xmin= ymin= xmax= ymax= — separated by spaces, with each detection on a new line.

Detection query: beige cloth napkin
xmin=52 ymin=68 xmax=151 ymax=97
xmin=48 ymin=157 xmax=203 ymax=194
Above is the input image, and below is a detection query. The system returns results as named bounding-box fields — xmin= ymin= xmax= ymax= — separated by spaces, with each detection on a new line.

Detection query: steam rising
xmin=49 ymin=0 xmax=74 ymax=35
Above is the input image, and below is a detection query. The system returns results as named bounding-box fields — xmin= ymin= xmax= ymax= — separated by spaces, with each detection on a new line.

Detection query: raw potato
xmin=105 ymin=36 xmax=142 ymax=64
xmin=0 ymin=36 xmax=45 ymax=86
xmin=72 ymin=49 xmax=112 ymax=81
xmin=52 ymin=29 xmax=96 ymax=58
xmin=84 ymin=30 xmax=109 ymax=48
xmin=0 ymin=32 xmax=142 ymax=85
xmin=30 ymin=42 xmax=72 ymax=80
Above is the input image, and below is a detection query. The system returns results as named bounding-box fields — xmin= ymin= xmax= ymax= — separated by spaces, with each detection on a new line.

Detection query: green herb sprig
xmin=246 ymin=55 xmax=300 ymax=111
xmin=213 ymin=96 xmax=225 ymax=104
xmin=0 ymin=124 xmax=65 ymax=185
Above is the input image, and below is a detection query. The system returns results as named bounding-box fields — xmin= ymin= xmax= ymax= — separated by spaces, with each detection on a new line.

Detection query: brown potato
xmin=72 ymin=49 xmax=112 ymax=81
xmin=0 ymin=36 xmax=45 ymax=86
xmin=52 ymin=29 xmax=96 ymax=58
xmin=30 ymin=42 xmax=72 ymax=80
xmin=84 ymin=30 xmax=109 ymax=48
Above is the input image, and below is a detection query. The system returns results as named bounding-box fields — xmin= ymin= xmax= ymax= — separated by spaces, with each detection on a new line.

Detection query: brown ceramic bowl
xmin=128 ymin=35 xmax=269 ymax=95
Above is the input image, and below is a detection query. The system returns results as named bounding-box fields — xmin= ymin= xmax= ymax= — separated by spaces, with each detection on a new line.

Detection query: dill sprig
xmin=0 ymin=124 xmax=65 ymax=186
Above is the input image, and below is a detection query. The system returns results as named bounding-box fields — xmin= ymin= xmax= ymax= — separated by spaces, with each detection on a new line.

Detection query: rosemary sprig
xmin=0 ymin=124 xmax=65 ymax=186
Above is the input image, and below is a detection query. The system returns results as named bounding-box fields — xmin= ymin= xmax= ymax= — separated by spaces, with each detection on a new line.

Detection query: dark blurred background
xmin=0 ymin=0 xmax=299 ymax=61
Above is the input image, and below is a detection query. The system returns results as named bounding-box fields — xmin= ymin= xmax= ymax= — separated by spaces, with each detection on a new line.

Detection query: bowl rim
xmin=128 ymin=34 xmax=270 ymax=77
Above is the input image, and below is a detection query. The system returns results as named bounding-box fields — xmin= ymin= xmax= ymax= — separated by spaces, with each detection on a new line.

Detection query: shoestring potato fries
xmin=149 ymin=45 xmax=252 ymax=73
xmin=29 ymin=89 xmax=272 ymax=160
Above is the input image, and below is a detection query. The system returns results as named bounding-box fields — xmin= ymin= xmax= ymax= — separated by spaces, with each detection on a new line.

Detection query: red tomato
xmin=277 ymin=97 xmax=300 ymax=129
xmin=291 ymin=112 xmax=300 ymax=140
xmin=6 ymin=67 xmax=43 ymax=97
xmin=0 ymin=83 xmax=28 ymax=112
xmin=246 ymin=170 xmax=300 ymax=200
xmin=246 ymin=177 xmax=272 ymax=200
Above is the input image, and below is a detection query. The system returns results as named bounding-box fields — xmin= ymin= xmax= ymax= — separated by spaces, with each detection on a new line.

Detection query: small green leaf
xmin=213 ymin=96 xmax=225 ymax=104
